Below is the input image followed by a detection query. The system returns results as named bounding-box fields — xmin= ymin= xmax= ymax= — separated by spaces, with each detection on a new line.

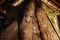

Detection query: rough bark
xmin=32 ymin=14 xmax=42 ymax=40
xmin=0 ymin=0 xmax=60 ymax=40
xmin=20 ymin=1 xmax=41 ymax=40
xmin=42 ymin=2 xmax=60 ymax=38
xmin=36 ymin=7 xmax=60 ymax=40
xmin=20 ymin=1 xmax=34 ymax=40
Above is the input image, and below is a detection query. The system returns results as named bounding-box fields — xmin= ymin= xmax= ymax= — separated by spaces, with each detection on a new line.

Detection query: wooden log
xmin=42 ymin=2 xmax=60 ymax=38
xmin=32 ymin=14 xmax=42 ymax=40
xmin=36 ymin=7 xmax=60 ymax=40
xmin=20 ymin=1 xmax=34 ymax=40
xmin=0 ymin=6 xmax=18 ymax=40
xmin=47 ymin=15 xmax=60 ymax=38
xmin=0 ymin=20 xmax=18 ymax=40
xmin=20 ymin=1 xmax=41 ymax=40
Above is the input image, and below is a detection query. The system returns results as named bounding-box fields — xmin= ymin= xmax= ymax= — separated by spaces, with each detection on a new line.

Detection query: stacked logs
xmin=0 ymin=0 xmax=60 ymax=40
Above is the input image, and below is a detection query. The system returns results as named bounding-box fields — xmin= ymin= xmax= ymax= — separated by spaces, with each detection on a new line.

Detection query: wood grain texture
xmin=20 ymin=1 xmax=41 ymax=40
xmin=36 ymin=7 xmax=60 ymax=40
xmin=32 ymin=14 xmax=42 ymax=40
xmin=20 ymin=1 xmax=34 ymax=40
